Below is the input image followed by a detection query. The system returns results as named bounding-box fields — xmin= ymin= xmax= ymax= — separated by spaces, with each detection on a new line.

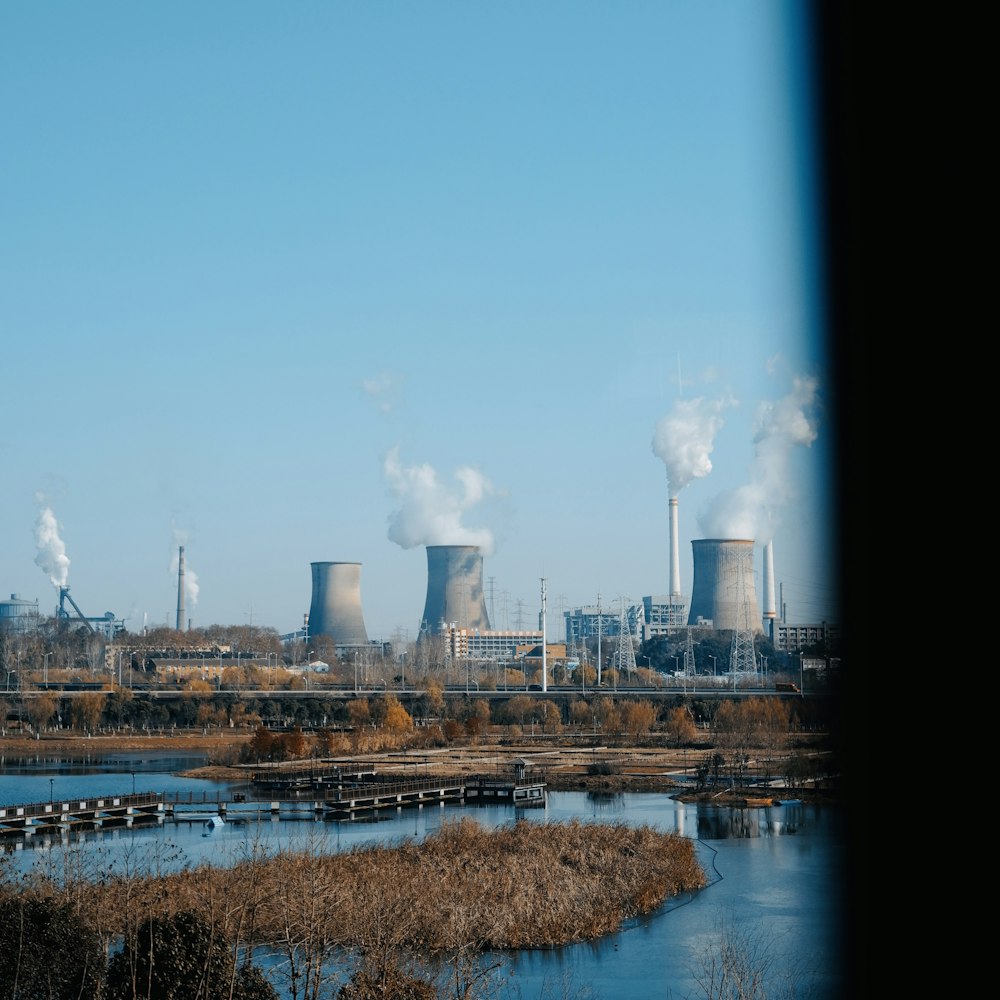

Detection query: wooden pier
xmin=0 ymin=792 xmax=166 ymax=841
xmin=0 ymin=771 xmax=546 ymax=842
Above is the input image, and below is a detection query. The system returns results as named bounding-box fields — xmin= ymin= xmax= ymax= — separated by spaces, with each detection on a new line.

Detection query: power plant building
xmin=564 ymin=604 xmax=643 ymax=646
xmin=775 ymin=621 xmax=840 ymax=652
xmin=450 ymin=628 xmax=544 ymax=661
xmin=640 ymin=595 xmax=687 ymax=638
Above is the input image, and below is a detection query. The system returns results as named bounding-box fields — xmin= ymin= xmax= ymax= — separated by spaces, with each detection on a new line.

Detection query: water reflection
xmin=0 ymin=755 xmax=846 ymax=999
xmin=585 ymin=790 xmax=624 ymax=813
xmin=694 ymin=802 xmax=812 ymax=839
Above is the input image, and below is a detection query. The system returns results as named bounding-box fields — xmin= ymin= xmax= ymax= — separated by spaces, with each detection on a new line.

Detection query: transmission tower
xmin=728 ymin=555 xmax=757 ymax=677
xmin=682 ymin=627 xmax=697 ymax=675
xmin=616 ymin=596 xmax=637 ymax=677
xmin=514 ymin=598 xmax=525 ymax=630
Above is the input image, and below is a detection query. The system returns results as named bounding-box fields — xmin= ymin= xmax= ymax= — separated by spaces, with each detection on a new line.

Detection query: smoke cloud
xmin=698 ymin=375 xmax=820 ymax=540
xmin=651 ymin=395 xmax=733 ymax=496
xmin=383 ymin=446 xmax=496 ymax=554
xmin=33 ymin=495 xmax=70 ymax=588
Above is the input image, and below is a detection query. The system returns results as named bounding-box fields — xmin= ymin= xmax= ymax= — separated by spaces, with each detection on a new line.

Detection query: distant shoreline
xmin=0 ymin=730 xmax=836 ymax=807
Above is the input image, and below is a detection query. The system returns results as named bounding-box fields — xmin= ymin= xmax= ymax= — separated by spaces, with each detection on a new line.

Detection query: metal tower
xmin=616 ymin=596 xmax=637 ymax=677
xmin=728 ymin=554 xmax=757 ymax=678
xmin=682 ymin=627 xmax=697 ymax=676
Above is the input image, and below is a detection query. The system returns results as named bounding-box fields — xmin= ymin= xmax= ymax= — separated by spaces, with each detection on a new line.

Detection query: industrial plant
xmin=6 ymin=485 xmax=835 ymax=670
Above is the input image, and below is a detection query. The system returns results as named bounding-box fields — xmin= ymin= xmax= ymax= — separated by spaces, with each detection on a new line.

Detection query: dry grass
xmin=17 ymin=817 xmax=705 ymax=958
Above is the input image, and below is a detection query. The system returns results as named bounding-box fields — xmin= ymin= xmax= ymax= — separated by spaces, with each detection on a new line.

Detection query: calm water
xmin=0 ymin=755 xmax=850 ymax=999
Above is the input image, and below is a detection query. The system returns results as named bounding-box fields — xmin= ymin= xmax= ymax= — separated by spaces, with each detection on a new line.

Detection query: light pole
xmin=43 ymin=652 xmax=52 ymax=686
xmin=709 ymin=654 xmax=717 ymax=677
xmin=354 ymin=652 xmax=359 ymax=693
xmin=799 ymin=651 xmax=804 ymax=692
xmin=49 ymin=778 xmax=54 ymax=807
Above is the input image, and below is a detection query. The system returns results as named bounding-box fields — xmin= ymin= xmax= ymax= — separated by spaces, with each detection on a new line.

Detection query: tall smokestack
xmin=420 ymin=545 xmax=491 ymax=634
xmin=176 ymin=546 xmax=185 ymax=632
xmin=762 ymin=540 xmax=777 ymax=639
xmin=669 ymin=496 xmax=681 ymax=598
xmin=308 ymin=562 xmax=369 ymax=646
xmin=687 ymin=539 xmax=763 ymax=633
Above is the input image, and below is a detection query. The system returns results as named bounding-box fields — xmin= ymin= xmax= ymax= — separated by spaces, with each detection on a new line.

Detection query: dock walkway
xmin=0 ymin=773 xmax=546 ymax=842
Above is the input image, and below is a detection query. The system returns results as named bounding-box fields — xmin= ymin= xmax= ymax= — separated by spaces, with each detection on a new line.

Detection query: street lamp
xmin=799 ymin=651 xmax=804 ymax=692
xmin=353 ymin=652 xmax=359 ymax=693
xmin=709 ymin=654 xmax=717 ymax=677
xmin=49 ymin=778 xmax=54 ymax=806
xmin=43 ymin=652 xmax=52 ymax=686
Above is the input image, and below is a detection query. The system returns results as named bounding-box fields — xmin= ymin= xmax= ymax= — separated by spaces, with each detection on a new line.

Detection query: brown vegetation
xmin=8 ymin=817 xmax=705 ymax=997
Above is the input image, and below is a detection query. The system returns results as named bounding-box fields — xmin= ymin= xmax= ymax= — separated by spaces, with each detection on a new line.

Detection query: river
xmin=0 ymin=753 xmax=851 ymax=999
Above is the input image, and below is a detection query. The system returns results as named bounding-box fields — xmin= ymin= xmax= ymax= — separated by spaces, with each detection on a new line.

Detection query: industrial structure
xmin=419 ymin=545 xmax=491 ymax=636
xmin=663 ymin=496 xmax=687 ymax=628
xmin=176 ymin=545 xmax=187 ymax=631
xmin=762 ymin=540 xmax=777 ymax=642
xmin=307 ymin=561 xmax=370 ymax=650
xmin=56 ymin=586 xmax=125 ymax=640
xmin=0 ymin=594 xmax=39 ymax=634
xmin=686 ymin=539 xmax=763 ymax=634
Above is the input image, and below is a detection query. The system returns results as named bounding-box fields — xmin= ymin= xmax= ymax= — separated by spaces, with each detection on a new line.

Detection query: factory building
xmin=640 ymin=595 xmax=687 ymax=639
xmin=563 ymin=604 xmax=643 ymax=646
xmin=775 ymin=621 xmax=840 ymax=652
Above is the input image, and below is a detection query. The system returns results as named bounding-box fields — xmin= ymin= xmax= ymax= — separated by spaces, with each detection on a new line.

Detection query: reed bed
xmin=74 ymin=818 xmax=705 ymax=956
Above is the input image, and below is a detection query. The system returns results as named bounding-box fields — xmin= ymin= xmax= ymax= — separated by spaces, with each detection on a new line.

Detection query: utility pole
xmin=596 ymin=592 xmax=603 ymax=687
xmin=541 ymin=578 xmax=548 ymax=693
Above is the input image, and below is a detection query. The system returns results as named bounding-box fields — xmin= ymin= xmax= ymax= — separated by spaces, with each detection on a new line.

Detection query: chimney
xmin=420 ymin=545 xmax=491 ymax=634
xmin=763 ymin=540 xmax=777 ymax=639
xmin=687 ymin=539 xmax=763 ymax=633
xmin=176 ymin=546 xmax=185 ymax=632
xmin=308 ymin=562 xmax=369 ymax=646
xmin=669 ymin=496 xmax=681 ymax=598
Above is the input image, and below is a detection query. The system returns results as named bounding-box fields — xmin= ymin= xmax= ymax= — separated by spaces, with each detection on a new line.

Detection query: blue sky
xmin=1 ymin=2 xmax=836 ymax=642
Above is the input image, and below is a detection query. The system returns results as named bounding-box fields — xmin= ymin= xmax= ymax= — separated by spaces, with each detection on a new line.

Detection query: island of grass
xmin=6 ymin=817 xmax=707 ymax=997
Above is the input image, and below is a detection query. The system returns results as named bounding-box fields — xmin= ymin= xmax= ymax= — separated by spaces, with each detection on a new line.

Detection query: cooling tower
xmin=308 ymin=562 xmax=369 ymax=645
xmin=420 ymin=545 xmax=491 ymax=634
xmin=176 ymin=546 xmax=185 ymax=632
xmin=687 ymin=539 xmax=764 ymax=633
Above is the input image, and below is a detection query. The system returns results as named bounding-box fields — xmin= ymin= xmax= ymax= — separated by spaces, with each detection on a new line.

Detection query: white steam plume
xmin=383 ymin=446 xmax=496 ymax=554
xmin=33 ymin=495 xmax=70 ymax=588
xmin=698 ymin=374 xmax=820 ymax=540
xmin=651 ymin=395 xmax=734 ymax=496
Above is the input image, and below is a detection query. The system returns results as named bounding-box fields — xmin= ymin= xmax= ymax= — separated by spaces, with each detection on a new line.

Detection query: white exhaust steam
xmin=33 ymin=495 xmax=70 ymax=589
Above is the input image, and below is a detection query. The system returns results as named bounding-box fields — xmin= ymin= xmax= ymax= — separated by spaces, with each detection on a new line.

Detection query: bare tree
xmin=689 ymin=907 xmax=819 ymax=1000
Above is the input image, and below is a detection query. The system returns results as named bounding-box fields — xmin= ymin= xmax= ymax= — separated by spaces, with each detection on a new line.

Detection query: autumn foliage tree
xmin=664 ymin=705 xmax=697 ymax=746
